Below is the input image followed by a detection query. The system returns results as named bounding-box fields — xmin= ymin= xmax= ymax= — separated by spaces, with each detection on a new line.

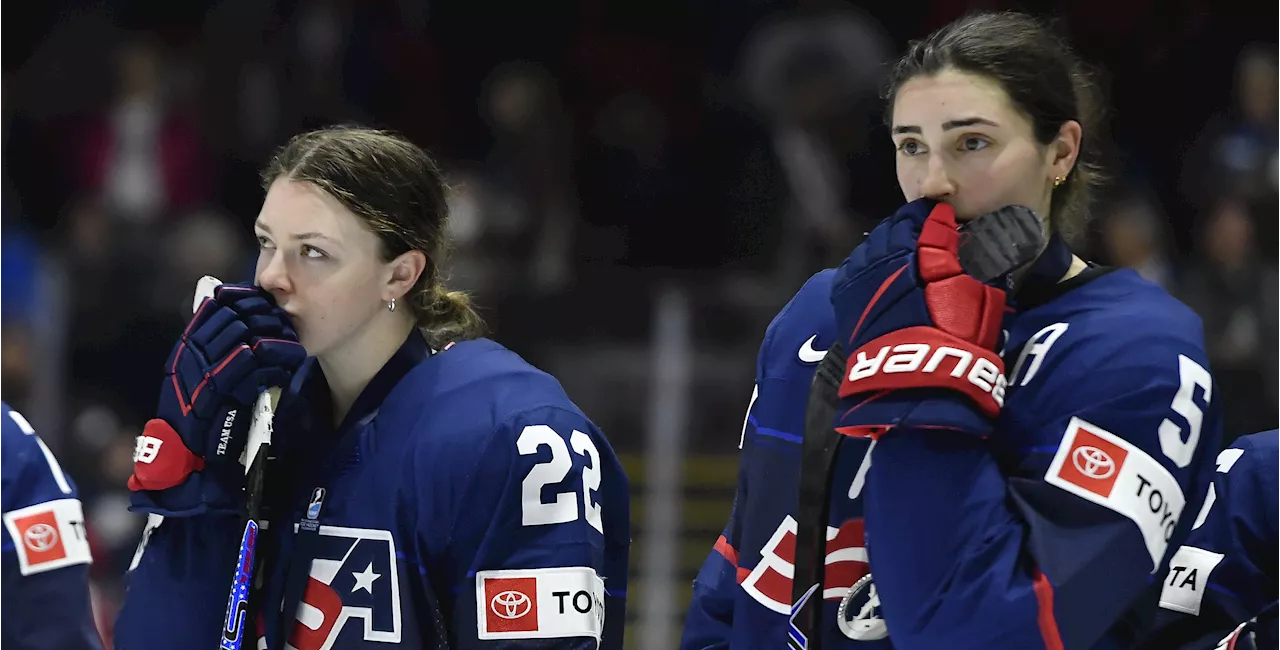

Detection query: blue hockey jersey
xmin=1 ymin=401 xmax=103 ymax=650
xmin=682 ymin=260 xmax=1221 ymax=649
xmin=115 ymin=333 xmax=630 ymax=649
xmin=680 ymin=269 xmax=890 ymax=650
xmin=1141 ymin=429 xmax=1278 ymax=650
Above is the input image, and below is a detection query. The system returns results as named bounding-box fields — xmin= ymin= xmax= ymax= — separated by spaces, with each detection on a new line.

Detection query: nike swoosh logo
xmin=798 ymin=335 xmax=828 ymax=363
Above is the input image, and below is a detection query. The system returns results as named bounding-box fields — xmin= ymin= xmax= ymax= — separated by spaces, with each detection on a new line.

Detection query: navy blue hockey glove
xmin=830 ymin=199 xmax=1007 ymax=440
xmin=128 ymin=283 xmax=305 ymax=516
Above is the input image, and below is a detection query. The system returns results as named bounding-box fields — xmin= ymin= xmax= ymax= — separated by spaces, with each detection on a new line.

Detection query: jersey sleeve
xmin=431 ymin=405 xmax=629 ymax=649
xmin=1 ymin=404 xmax=103 ymax=650
xmin=112 ymin=514 xmax=244 ymax=648
xmin=681 ymin=271 xmax=835 ymax=649
xmin=1140 ymin=429 xmax=1279 ymax=649
xmin=857 ymin=330 xmax=1221 ymax=650
xmin=680 ymin=325 xmax=769 ymax=650
xmin=681 ymin=407 xmax=753 ymax=650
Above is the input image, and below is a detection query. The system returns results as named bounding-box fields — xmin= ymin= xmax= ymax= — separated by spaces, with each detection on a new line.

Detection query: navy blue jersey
xmin=681 ymin=269 xmax=888 ymax=649
xmin=116 ymin=334 xmax=630 ymax=649
xmin=1141 ymin=429 xmax=1278 ymax=649
xmin=682 ymin=265 xmax=1221 ymax=649
xmin=1 ymin=401 xmax=103 ymax=650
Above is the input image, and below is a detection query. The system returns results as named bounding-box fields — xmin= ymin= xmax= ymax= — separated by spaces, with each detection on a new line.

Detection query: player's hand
xmin=829 ymin=199 xmax=1007 ymax=440
xmin=127 ymin=283 xmax=306 ymax=517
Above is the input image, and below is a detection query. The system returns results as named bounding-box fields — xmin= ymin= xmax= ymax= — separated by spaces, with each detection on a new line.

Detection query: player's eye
xmin=301 ymin=244 xmax=328 ymax=260
xmin=896 ymin=139 xmax=926 ymax=156
xmin=959 ymin=136 xmax=990 ymax=152
xmin=256 ymin=235 xmax=274 ymax=250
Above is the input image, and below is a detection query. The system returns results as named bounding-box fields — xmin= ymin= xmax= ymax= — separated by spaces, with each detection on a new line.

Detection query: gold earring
xmin=1053 ymin=175 xmax=1065 ymax=188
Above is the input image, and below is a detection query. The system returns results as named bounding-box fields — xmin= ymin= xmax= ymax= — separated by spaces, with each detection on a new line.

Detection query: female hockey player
xmin=682 ymin=11 xmax=1221 ymax=650
xmin=1142 ymin=428 xmax=1277 ymax=650
xmin=1 ymin=401 xmax=102 ymax=649
xmin=115 ymin=126 xmax=630 ymax=649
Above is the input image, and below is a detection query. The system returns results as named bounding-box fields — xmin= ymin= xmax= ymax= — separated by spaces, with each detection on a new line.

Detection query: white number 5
xmin=517 ymin=425 xmax=604 ymax=533
xmin=1159 ymin=355 xmax=1213 ymax=468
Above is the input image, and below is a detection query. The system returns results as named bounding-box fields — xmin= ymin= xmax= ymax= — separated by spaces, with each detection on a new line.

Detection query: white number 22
xmin=517 ymin=425 xmax=604 ymax=533
xmin=1158 ymin=355 xmax=1213 ymax=469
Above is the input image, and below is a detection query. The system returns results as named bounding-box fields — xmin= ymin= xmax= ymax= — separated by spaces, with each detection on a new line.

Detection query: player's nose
xmin=919 ymin=156 xmax=956 ymax=201
xmin=256 ymin=251 xmax=292 ymax=298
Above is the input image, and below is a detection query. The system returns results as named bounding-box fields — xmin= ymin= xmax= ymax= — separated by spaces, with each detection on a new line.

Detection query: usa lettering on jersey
xmin=741 ymin=515 xmax=868 ymax=614
xmin=475 ymin=566 xmax=606 ymax=641
xmin=2 ymin=498 xmax=93 ymax=576
xmin=279 ymin=525 xmax=402 ymax=650
xmin=1045 ymin=417 xmax=1186 ymax=569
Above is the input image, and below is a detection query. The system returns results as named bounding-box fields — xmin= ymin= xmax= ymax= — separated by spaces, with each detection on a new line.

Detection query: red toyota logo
xmin=1071 ymin=445 xmax=1116 ymax=479
xmin=23 ymin=522 xmax=59 ymax=553
xmin=491 ymin=590 xmax=533 ymax=620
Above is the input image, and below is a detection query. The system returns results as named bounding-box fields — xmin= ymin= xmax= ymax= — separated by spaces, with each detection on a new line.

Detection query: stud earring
xmin=1053 ymin=175 xmax=1065 ymax=188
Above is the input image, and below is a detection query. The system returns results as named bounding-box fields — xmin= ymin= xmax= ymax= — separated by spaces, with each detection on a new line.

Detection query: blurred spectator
xmin=438 ymin=167 xmax=506 ymax=301
xmin=0 ymin=143 xmax=37 ymax=409
xmin=477 ymin=60 xmax=579 ymax=295
xmin=1099 ymin=190 xmax=1177 ymax=290
xmin=278 ymin=0 xmax=369 ymax=131
xmin=75 ymin=36 xmax=209 ymax=224
xmin=1176 ymin=196 xmax=1279 ymax=442
xmin=1 ymin=222 xmax=41 ymax=323
xmin=58 ymin=196 xmax=167 ymax=424
xmin=578 ymin=91 xmax=698 ymax=268
xmin=737 ymin=2 xmax=895 ymax=288
xmin=1 ymin=222 xmax=42 ymax=406
xmin=1180 ymin=43 xmax=1278 ymax=259
xmin=154 ymin=207 xmax=253 ymax=317
xmin=191 ymin=0 xmax=285 ymax=220
xmin=4 ymin=71 xmax=22 ymax=168
xmin=0 ymin=326 xmax=34 ymax=407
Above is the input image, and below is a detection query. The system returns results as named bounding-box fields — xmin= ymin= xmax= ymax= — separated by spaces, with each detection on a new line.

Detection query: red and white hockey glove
xmin=829 ymin=199 xmax=1007 ymax=439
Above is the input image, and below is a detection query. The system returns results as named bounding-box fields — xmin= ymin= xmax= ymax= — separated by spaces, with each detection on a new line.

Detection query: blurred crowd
xmin=1 ymin=0 xmax=1275 ymax=645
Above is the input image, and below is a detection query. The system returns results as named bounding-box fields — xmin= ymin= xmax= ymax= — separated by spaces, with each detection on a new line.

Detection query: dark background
xmin=2 ymin=1 xmax=1275 ymax=646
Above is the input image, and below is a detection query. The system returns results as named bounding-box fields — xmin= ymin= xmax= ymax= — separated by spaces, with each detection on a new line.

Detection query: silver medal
xmin=837 ymin=574 xmax=889 ymax=641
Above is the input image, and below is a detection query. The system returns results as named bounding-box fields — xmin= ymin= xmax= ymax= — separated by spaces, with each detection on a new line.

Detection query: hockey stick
xmin=220 ymin=386 xmax=277 ymax=650
xmin=191 ymin=276 xmax=281 ymax=650
xmin=788 ymin=342 xmax=846 ymax=650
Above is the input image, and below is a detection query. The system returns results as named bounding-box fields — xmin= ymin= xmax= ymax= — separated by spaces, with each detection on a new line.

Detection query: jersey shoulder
xmin=1010 ymin=269 xmax=1211 ymax=401
xmin=391 ymin=338 xmax=590 ymax=434
xmin=1039 ymin=268 xmax=1206 ymax=354
xmin=1233 ymin=429 xmax=1279 ymax=457
xmin=2 ymin=401 xmax=39 ymax=459
xmin=1001 ymin=269 xmax=1221 ymax=502
xmin=757 ymin=268 xmax=838 ymax=382
xmin=393 ymin=341 xmax=626 ymax=564
xmin=388 ymin=339 xmax=608 ymax=471
xmin=740 ymin=269 xmax=837 ymax=448
xmin=1 ymin=402 xmax=92 ymax=577
xmin=1214 ymin=429 xmax=1278 ymax=520
xmin=1 ymin=402 xmax=77 ymax=512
